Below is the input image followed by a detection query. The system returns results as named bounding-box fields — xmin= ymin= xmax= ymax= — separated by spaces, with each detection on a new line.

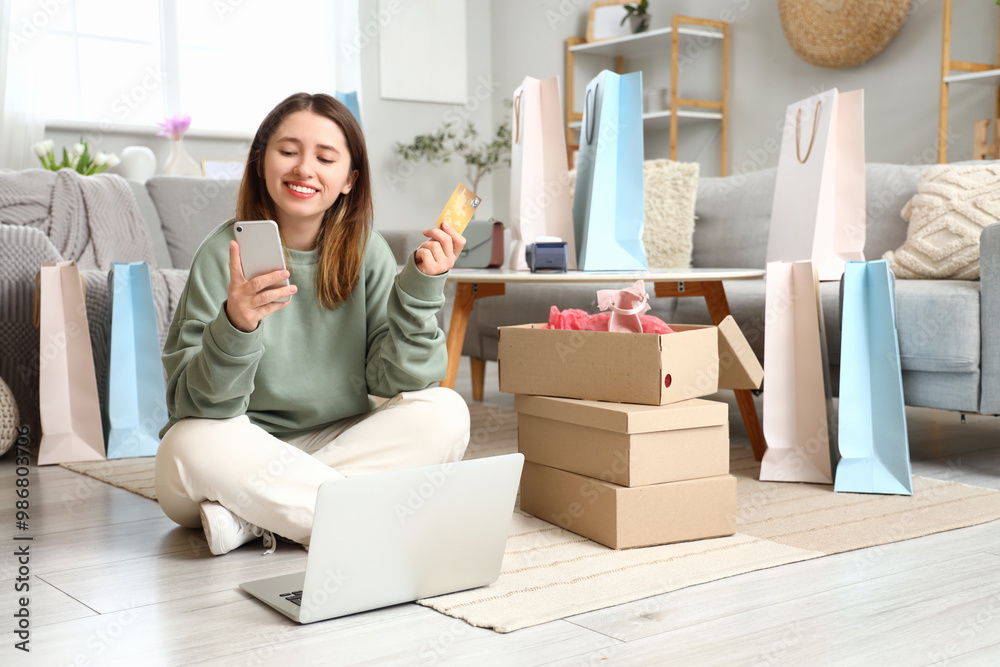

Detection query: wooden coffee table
xmin=443 ymin=267 xmax=768 ymax=460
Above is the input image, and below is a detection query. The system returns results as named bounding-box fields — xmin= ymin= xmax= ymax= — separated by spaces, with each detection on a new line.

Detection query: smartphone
xmin=233 ymin=220 xmax=291 ymax=303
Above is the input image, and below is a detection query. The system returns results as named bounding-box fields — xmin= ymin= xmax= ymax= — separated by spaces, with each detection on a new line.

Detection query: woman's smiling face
xmin=263 ymin=110 xmax=357 ymax=232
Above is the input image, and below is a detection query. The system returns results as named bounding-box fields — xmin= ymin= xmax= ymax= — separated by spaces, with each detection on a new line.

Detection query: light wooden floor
xmin=2 ymin=357 xmax=999 ymax=666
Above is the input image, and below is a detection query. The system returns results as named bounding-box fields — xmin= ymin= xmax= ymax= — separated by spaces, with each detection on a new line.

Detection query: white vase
xmin=162 ymin=137 xmax=201 ymax=177
xmin=117 ymin=146 xmax=157 ymax=183
xmin=628 ymin=14 xmax=649 ymax=34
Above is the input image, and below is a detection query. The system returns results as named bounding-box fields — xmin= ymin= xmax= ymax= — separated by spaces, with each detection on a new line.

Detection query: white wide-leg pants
xmin=154 ymin=387 xmax=470 ymax=544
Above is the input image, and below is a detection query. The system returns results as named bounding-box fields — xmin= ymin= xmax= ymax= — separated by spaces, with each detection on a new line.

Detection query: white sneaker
xmin=199 ymin=501 xmax=275 ymax=556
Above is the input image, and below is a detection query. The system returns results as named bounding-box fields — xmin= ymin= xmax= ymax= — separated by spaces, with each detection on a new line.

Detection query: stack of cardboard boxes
xmin=497 ymin=316 xmax=764 ymax=549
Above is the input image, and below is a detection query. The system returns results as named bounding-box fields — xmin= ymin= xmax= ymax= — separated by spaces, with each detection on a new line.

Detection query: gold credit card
xmin=435 ymin=183 xmax=481 ymax=235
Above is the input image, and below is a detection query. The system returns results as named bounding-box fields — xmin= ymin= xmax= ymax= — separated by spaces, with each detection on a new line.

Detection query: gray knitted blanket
xmin=0 ymin=168 xmax=156 ymax=269
xmin=0 ymin=169 xmax=189 ymax=438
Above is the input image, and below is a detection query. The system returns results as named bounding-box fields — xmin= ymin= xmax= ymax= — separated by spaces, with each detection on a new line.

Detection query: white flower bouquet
xmin=32 ymin=138 xmax=121 ymax=175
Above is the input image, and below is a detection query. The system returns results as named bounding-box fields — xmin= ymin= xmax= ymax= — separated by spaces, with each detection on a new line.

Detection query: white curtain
xmin=0 ymin=0 xmax=45 ymax=170
xmin=333 ymin=0 xmax=363 ymax=120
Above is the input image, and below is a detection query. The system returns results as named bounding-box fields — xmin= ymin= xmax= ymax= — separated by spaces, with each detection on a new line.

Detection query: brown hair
xmin=236 ymin=92 xmax=373 ymax=309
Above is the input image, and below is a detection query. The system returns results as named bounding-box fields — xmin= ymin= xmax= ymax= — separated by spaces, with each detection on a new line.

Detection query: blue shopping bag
xmin=835 ymin=260 xmax=913 ymax=495
xmin=336 ymin=90 xmax=362 ymax=129
xmin=572 ymin=70 xmax=647 ymax=271
xmin=104 ymin=262 xmax=168 ymax=458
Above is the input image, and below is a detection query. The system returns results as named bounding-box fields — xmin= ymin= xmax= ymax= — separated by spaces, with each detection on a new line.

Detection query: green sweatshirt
xmin=160 ymin=220 xmax=449 ymax=440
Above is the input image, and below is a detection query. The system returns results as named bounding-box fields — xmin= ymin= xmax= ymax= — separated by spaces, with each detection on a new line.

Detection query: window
xmin=28 ymin=0 xmax=356 ymax=136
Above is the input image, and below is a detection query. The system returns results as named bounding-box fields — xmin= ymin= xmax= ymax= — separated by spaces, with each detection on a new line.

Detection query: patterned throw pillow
xmin=884 ymin=163 xmax=1000 ymax=279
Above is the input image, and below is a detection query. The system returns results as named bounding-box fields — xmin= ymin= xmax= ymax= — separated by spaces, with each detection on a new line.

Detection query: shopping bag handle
xmin=33 ymin=270 xmax=86 ymax=329
xmin=514 ymin=90 xmax=523 ymax=144
xmin=795 ymin=100 xmax=821 ymax=164
xmin=585 ymin=83 xmax=598 ymax=145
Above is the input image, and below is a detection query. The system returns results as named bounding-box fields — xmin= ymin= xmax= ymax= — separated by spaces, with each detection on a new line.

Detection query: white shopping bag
xmin=509 ymin=76 xmax=577 ymax=270
xmin=760 ymin=260 xmax=838 ymax=484
xmin=767 ymin=89 xmax=866 ymax=281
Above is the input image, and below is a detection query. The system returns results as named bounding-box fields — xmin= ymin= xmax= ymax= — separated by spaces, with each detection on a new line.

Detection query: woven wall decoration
xmin=778 ymin=0 xmax=911 ymax=69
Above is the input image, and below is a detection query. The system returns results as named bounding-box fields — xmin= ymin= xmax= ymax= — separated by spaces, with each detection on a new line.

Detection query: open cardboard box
xmin=520 ymin=462 xmax=738 ymax=549
xmin=516 ymin=395 xmax=729 ymax=486
xmin=498 ymin=315 xmax=763 ymax=406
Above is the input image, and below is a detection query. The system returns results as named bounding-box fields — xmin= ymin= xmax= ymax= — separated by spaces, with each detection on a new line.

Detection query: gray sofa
xmin=0 ymin=173 xmax=429 ymax=436
xmin=2 ymin=164 xmax=997 ymax=442
xmin=459 ymin=164 xmax=1000 ymax=417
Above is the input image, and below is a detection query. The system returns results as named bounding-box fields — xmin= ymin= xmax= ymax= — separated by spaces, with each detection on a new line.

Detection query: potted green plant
xmin=393 ymin=103 xmax=512 ymax=195
xmin=620 ymin=0 xmax=650 ymax=34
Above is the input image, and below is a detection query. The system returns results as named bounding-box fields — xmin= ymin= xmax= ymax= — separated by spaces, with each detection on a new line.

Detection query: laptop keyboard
xmin=280 ymin=590 xmax=303 ymax=606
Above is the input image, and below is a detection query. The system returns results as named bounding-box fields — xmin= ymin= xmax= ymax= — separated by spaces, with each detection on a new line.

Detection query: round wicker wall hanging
xmin=778 ymin=0 xmax=911 ymax=69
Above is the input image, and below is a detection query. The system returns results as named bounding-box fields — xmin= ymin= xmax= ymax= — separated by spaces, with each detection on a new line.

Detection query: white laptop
xmin=240 ymin=453 xmax=524 ymax=624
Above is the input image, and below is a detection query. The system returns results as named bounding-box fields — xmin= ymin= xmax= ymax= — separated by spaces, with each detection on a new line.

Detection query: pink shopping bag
xmin=760 ymin=260 xmax=838 ymax=484
xmin=36 ymin=261 xmax=106 ymax=465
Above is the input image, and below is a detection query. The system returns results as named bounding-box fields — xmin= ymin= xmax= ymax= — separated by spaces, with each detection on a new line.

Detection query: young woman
xmin=154 ymin=92 xmax=470 ymax=555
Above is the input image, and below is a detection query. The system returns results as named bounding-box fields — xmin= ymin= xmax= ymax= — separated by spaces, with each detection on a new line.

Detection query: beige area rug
xmin=60 ymin=403 xmax=1000 ymax=633
xmin=61 ymin=456 xmax=157 ymax=500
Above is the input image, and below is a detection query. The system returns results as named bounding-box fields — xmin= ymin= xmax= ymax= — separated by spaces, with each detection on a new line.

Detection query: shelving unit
xmin=564 ymin=16 xmax=730 ymax=174
xmin=937 ymin=0 xmax=1000 ymax=162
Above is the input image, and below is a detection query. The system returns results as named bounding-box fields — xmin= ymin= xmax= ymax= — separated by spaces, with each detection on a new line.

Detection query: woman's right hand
xmin=225 ymin=240 xmax=297 ymax=333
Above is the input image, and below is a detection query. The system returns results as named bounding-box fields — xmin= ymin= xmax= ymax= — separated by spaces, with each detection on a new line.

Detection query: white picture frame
xmin=378 ymin=0 xmax=468 ymax=104
xmin=202 ymin=160 xmax=245 ymax=180
xmin=587 ymin=1 xmax=633 ymax=42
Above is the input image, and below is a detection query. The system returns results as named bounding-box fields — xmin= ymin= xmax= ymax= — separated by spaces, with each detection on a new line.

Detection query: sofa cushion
xmin=883 ymin=163 xmax=1000 ymax=279
xmin=892 ymin=279 xmax=980 ymax=373
xmin=692 ymin=168 xmax=774 ymax=269
xmin=380 ymin=229 xmax=426 ymax=266
xmin=693 ymin=164 xmax=927 ymax=271
xmin=146 ymin=176 xmax=240 ymax=270
xmin=126 ymin=180 xmax=173 ymax=269
xmin=862 ymin=163 xmax=923 ymax=260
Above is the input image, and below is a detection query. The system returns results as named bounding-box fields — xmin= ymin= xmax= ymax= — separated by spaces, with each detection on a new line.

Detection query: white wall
xmin=358 ymin=0 xmax=495 ymax=232
xmin=38 ymin=0 xmax=1000 ymax=233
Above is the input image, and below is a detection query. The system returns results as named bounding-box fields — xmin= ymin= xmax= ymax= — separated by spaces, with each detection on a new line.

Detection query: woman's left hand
xmin=415 ymin=223 xmax=466 ymax=276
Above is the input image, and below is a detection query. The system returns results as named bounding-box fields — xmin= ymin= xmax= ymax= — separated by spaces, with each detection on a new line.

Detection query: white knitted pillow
xmin=568 ymin=159 xmax=700 ymax=269
xmin=0 ymin=377 xmax=19 ymax=456
xmin=641 ymin=159 xmax=699 ymax=269
xmin=884 ymin=163 xmax=1000 ymax=279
